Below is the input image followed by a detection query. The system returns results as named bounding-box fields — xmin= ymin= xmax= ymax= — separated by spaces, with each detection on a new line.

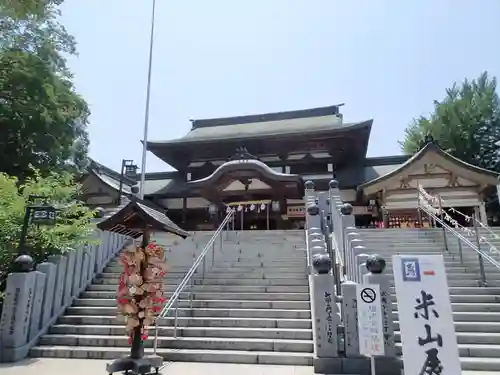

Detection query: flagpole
xmin=139 ymin=0 xmax=156 ymax=200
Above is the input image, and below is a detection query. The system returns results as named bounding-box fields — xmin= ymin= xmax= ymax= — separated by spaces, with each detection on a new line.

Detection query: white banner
xmin=393 ymin=254 xmax=461 ymax=375
xmin=356 ymin=284 xmax=385 ymax=356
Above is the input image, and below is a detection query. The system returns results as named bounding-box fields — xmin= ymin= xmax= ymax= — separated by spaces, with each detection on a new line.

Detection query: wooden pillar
xmin=182 ymin=197 xmax=187 ymax=224
xmin=478 ymin=203 xmax=488 ymax=225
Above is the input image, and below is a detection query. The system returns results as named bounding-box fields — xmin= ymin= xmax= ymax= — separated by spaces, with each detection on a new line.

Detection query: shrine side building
xmin=81 ymin=104 xmax=499 ymax=230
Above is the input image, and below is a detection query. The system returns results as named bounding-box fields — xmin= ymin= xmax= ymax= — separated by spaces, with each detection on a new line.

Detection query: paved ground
xmin=0 ymin=359 xmax=314 ymax=375
xmin=0 ymin=358 xmax=499 ymax=375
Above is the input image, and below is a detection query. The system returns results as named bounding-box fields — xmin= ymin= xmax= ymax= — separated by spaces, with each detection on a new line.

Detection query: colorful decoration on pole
xmin=117 ymin=241 xmax=167 ymax=344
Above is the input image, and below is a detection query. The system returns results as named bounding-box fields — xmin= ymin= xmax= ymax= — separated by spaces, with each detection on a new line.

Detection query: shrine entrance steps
xmin=29 ymin=230 xmax=314 ymax=366
xmin=356 ymin=227 xmax=500 ymax=373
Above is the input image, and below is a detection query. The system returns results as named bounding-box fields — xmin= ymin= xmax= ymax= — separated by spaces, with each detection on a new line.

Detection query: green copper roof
xmin=149 ymin=118 xmax=371 ymax=145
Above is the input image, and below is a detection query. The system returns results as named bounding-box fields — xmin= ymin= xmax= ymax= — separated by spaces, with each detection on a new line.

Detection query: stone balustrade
xmin=304 ymin=180 xmax=399 ymax=375
xmin=0 ymin=229 xmax=130 ymax=362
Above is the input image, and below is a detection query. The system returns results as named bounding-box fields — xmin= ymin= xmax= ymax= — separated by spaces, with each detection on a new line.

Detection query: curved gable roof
xmin=188 ymin=159 xmax=303 ymax=188
xmin=97 ymin=198 xmax=188 ymax=238
xmin=359 ymin=141 xmax=499 ymax=195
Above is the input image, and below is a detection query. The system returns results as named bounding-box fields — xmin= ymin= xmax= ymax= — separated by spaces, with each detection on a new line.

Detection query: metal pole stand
xmin=370 ymin=356 xmax=376 ymax=375
xmin=106 ymin=232 xmax=163 ymax=375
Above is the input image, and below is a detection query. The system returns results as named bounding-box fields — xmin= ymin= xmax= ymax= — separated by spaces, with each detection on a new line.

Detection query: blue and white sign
xmin=393 ymin=254 xmax=461 ymax=375
xmin=401 ymin=257 xmax=421 ymax=282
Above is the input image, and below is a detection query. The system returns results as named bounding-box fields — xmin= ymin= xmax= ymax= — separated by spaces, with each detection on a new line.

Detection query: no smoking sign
xmin=360 ymin=287 xmax=377 ymax=304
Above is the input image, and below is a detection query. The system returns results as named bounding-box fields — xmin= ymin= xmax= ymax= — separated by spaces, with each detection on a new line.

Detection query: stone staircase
xmin=356 ymin=228 xmax=500 ymax=372
xmin=29 ymin=230 xmax=314 ymax=366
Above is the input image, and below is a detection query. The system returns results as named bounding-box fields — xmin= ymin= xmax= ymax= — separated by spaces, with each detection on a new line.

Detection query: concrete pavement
xmin=1 ymin=358 xmax=500 ymax=375
xmin=0 ymin=359 xmax=314 ymax=375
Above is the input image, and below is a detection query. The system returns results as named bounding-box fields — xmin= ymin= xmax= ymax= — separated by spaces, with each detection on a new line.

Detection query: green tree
xmin=0 ymin=168 xmax=97 ymax=304
xmin=0 ymin=0 xmax=90 ymax=179
xmin=401 ymin=72 xmax=500 ymax=172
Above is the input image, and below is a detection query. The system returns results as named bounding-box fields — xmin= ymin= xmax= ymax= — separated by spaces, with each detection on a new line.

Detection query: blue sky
xmin=60 ymin=0 xmax=500 ymax=172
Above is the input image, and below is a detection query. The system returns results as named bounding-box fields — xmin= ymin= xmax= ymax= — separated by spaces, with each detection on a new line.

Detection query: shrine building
xmin=81 ymin=104 xmax=499 ymax=230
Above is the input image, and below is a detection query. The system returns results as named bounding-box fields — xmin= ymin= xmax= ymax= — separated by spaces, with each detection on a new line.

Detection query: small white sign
xmin=393 ymin=254 xmax=461 ymax=375
xmin=356 ymin=283 xmax=385 ymax=356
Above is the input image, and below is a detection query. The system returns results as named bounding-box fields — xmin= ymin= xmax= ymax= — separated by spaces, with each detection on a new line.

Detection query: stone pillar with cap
xmin=497 ymin=176 xmax=500 ymax=209
xmin=340 ymin=203 xmax=355 ymax=277
xmin=0 ymin=254 xmax=45 ymax=362
xmin=310 ymin=252 xmax=342 ymax=374
xmin=362 ymin=255 xmax=396 ymax=357
xmin=340 ymin=254 xmax=400 ymax=375
xmin=307 ymin=202 xmax=327 ymax=273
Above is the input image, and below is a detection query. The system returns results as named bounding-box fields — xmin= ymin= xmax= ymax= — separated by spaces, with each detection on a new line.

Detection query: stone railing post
xmin=340 ymin=203 xmax=355 ymax=273
xmin=47 ymin=254 xmax=66 ymax=317
xmin=0 ymin=255 xmax=43 ymax=362
xmin=348 ymin=238 xmax=365 ymax=282
xmin=339 ymin=255 xmax=400 ymax=375
xmin=340 ymin=279 xmax=359 ymax=358
xmin=355 ymin=253 xmax=370 ymax=282
xmin=362 ymin=255 xmax=396 ymax=357
xmin=36 ymin=262 xmax=56 ymax=329
xmin=328 ymin=180 xmax=342 ymax=242
xmin=310 ymin=252 xmax=341 ymax=374
xmin=72 ymin=245 xmax=84 ymax=298
xmin=361 ymin=255 xmax=399 ymax=375
xmin=63 ymin=249 xmax=76 ymax=306
xmin=0 ymin=230 xmax=131 ymax=363
xmin=304 ymin=180 xmax=317 ymax=261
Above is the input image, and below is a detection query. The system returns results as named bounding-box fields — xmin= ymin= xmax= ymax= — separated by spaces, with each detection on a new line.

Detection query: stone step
xmin=387 ymin=279 xmax=500 ymax=287
xmin=378 ymin=264 xmax=499 ymax=274
xmin=97 ymin=272 xmax=308 ymax=280
xmin=57 ymin=316 xmax=313 ymax=329
xmin=394 ymin=311 xmax=500 ymax=322
xmin=65 ymin=307 xmax=312 ymax=319
xmin=29 ymin=345 xmax=314 ymax=365
xmin=63 ymin=307 xmax=500 ymax=322
xmin=394 ymin=321 xmax=500 ymax=333
xmin=390 ymin=294 xmax=500 ymax=304
xmin=107 ymin=260 xmax=308 ymax=268
xmin=361 ymin=252 xmax=488 ymax=262
xmin=460 ymin=357 xmax=500 ymax=372
xmin=105 ymin=266 xmax=309 ymax=273
xmin=69 ymin=300 xmax=500 ymax=314
xmin=78 ymin=291 xmax=497 ymax=305
xmin=49 ymin=325 xmax=314 ymax=340
xmin=395 ymin=331 xmax=500 ymax=345
xmin=93 ymin=277 xmax=310 ymax=286
xmin=38 ymin=334 xmax=314 ymax=353
xmin=87 ymin=284 xmax=310 ymax=293
xmin=356 ymin=242 xmax=446 ymax=247
xmin=81 ymin=291 xmax=311 ymax=301
xmin=402 ymin=342 xmax=500 ymax=358
xmin=73 ymin=298 xmax=311 ymax=310
xmin=382 ymin=271 xmax=499 ymax=280
xmin=390 ymin=286 xmax=500 ymax=295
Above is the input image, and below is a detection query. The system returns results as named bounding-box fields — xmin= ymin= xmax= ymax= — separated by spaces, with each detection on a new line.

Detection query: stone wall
xmin=0 ymin=229 xmax=130 ymax=362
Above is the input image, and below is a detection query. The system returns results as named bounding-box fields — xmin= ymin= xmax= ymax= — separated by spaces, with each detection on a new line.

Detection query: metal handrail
xmin=152 ymin=208 xmax=235 ymax=354
xmin=418 ymin=204 xmax=500 ymax=271
xmin=474 ymin=218 xmax=500 ymax=252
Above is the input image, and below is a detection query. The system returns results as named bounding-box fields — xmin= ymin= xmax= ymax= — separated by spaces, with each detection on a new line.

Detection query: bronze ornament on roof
xmin=418 ymin=133 xmax=439 ymax=150
xmin=229 ymin=147 xmax=257 ymax=161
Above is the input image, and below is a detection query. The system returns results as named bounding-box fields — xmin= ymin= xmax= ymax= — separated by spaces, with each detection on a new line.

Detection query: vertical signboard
xmin=393 ymin=255 xmax=461 ymax=375
xmin=356 ymin=283 xmax=385 ymax=357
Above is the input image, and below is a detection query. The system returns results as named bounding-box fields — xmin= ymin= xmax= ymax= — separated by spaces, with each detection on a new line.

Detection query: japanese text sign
xmin=393 ymin=255 xmax=461 ymax=375
xmin=356 ymin=283 xmax=385 ymax=356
